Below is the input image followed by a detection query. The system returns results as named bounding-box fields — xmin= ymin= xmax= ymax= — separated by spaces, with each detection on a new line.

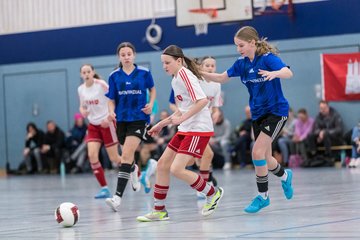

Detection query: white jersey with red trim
xmin=199 ymin=79 xmax=223 ymax=109
xmin=78 ymin=79 xmax=109 ymax=125
xmin=172 ymin=67 xmax=214 ymax=135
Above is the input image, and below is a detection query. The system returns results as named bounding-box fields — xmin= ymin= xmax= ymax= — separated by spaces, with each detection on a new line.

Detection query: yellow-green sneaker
xmin=136 ymin=210 xmax=169 ymax=222
xmin=201 ymin=187 xmax=224 ymax=216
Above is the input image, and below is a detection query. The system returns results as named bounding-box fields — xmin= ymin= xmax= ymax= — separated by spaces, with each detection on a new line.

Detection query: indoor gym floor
xmin=1 ymin=167 xmax=359 ymax=239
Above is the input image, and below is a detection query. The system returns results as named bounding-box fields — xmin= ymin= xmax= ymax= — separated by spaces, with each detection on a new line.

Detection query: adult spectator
xmin=22 ymin=122 xmax=45 ymax=174
xmin=307 ymin=100 xmax=344 ymax=160
xmin=231 ymin=106 xmax=252 ymax=167
xmin=41 ymin=120 xmax=66 ymax=174
xmin=292 ymin=108 xmax=314 ymax=162
xmin=210 ymin=110 xmax=232 ymax=169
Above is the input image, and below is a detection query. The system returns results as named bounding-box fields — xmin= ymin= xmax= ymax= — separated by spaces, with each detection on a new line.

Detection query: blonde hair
xmin=234 ymin=26 xmax=278 ymax=56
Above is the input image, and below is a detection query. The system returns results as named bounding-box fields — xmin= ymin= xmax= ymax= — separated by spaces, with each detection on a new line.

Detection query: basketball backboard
xmin=175 ymin=0 xmax=253 ymax=27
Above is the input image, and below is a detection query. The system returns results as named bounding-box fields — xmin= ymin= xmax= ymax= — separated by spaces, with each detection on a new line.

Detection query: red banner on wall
xmin=321 ymin=52 xmax=360 ymax=101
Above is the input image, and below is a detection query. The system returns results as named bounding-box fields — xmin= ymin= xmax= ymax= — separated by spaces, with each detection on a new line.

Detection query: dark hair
xmin=162 ymin=45 xmax=202 ymax=79
xmin=319 ymin=100 xmax=329 ymax=105
xmin=297 ymin=108 xmax=307 ymax=115
xmin=116 ymin=42 xmax=136 ymax=68
xmin=26 ymin=122 xmax=38 ymax=132
xmin=235 ymin=26 xmax=278 ymax=56
xmin=80 ymin=64 xmax=101 ymax=79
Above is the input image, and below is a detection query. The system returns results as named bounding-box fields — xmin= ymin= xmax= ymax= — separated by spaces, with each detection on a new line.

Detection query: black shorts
xmin=252 ymin=114 xmax=288 ymax=141
xmin=116 ymin=121 xmax=154 ymax=145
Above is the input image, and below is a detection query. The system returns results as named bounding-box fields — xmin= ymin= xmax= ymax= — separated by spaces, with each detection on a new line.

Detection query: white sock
xmin=281 ymin=170 xmax=288 ymax=181
xmin=258 ymin=191 xmax=268 ymax=199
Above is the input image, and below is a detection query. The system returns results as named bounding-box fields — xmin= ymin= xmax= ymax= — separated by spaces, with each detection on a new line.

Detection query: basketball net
xmin=194 ymin=23 xmax=208 ymax=35
xmin=189 ymin=8 xmax=217 ymax=36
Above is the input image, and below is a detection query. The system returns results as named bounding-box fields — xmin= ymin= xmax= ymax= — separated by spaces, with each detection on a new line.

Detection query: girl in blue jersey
xmin=105 ymin=42 xmax=157 ymax=212
xmin=202 ymin=26 xmax=294 ymax=213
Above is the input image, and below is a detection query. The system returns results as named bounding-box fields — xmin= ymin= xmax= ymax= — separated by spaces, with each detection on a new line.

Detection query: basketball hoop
xmin=189 ymin=8 xmax=218 ymax=18
xmin=189 ymin=8 xmax=218 ymax=36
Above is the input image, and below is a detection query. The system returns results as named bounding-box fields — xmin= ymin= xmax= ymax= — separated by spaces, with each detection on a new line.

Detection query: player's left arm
xmin=259 ymin=67 xmax=293 ymax=81
xmin=142 ymin=87 xmax=156 ymax=115
xmin=259 ymin=54 xmax=293 ymax=80
xmin=171 ymin=98 xmax=209 ymax=125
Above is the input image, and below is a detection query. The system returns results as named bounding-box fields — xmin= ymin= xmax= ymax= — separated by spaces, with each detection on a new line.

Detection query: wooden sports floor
xmin=1 ymin=167 xmax=359 ymax=239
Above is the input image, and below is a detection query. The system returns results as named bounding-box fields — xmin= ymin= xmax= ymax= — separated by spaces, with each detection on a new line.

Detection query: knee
xmin=156 ymin=157 xmax=169 ymax=172
xmin=252 ymin=147 xmax=265 ymax=160
xmin=169 ymin=164 xmax=182 ymax=178
xmin=88 ymin=152 xmax=98 ymax=162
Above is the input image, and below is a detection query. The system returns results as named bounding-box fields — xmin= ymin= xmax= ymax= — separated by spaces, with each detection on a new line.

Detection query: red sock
xmin=199 ymin=170 xmax=209 ymax=182
xmin=191 ymin=175 xmax=215 ymax=196
xmin=91 ymin=162 xmax=107 ymax=187
xmin=154 ymin=184 xmax=169 ymax=211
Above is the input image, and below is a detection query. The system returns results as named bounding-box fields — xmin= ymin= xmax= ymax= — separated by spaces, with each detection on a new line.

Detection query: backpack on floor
xmin=288 ymin=154 xmax=303 ymax=168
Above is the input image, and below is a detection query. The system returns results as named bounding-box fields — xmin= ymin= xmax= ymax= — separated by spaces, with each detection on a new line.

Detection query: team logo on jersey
xmin=195 ymin=149 xmax=201 ymax=154
xmin=249 ymin=68 xmax=255 ymax=73
xmin=135 ymin=129 xmax=141 ymax=134
xmin=176 ymin=95 xmax=183 ymax=101
xmin=126 ymin=82 xmax=131 ymax=85
xmin=265 ymin=125 xmax=270 ymax=131
xmin=85 ymin=99 xmax=99 ymax=105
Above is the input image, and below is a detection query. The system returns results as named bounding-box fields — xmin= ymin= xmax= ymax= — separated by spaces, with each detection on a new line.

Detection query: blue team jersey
xmin=106 ymin=64 xmax=155 ymax=123
xmin=227 ymin=52 xmax=289 ymax=120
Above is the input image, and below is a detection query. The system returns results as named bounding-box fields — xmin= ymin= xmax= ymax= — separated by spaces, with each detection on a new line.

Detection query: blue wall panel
xmin=3 ymin=70 xmax=69 ymax=168
xmin=0 ymin=0 xmax=360 ymax=65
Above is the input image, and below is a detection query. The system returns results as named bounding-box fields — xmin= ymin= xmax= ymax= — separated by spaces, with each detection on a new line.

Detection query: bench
xmin=317 ymin=145 xmax=352 ymax=166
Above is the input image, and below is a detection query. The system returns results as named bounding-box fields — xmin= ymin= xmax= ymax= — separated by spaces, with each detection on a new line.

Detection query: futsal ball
xmin=55 ymin=202 xmax=80 ymax=227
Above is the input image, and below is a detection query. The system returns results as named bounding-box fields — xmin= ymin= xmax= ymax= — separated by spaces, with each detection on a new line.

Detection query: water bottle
xmin=340 ymin=150 xmax=346 ymax=167
xmin=60 ymin=161 xmax=66 ymax=178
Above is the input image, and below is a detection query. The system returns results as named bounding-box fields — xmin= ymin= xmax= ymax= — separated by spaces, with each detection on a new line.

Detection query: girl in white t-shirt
xmin=78 ymin=64 xmax=122 ymax=199
xmin=137 ymin=45 xmax=224 ymax=222
xmin=196 ymin=56 xmax=223 ymax=197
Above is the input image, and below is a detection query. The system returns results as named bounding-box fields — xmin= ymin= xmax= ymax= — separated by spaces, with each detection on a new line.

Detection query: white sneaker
xmin=223 ymin=162 xmax=231 ymax=170
xmin=146 ymin=159 xmax=158 ymax=178
xmin=355 ymin=158 xmax=360 ymax=167
xmin=105 ymin=195 xmax=121 ymax=212
xmin=196 ymin=191 xmax=206 ymax=199
xmin=130 ymin=164 xmax=141 ymax=192
xmin=348 ymin=158 xmax=356 ymax=168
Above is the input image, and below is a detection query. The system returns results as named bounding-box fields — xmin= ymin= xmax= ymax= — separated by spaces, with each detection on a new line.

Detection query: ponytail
xmin=255 ymin=37 xmax=279 ymax=56
xmin=235 ymin=26 xmax=278 ymax=56
xmin=184 ymin=56 xmax=202 ymax=79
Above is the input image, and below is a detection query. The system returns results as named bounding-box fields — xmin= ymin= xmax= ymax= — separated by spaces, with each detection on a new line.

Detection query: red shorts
xmin=86 ymin=122 xmax=118 ymax=148
xmin=167 ymin=133 xmax=210 ymax=158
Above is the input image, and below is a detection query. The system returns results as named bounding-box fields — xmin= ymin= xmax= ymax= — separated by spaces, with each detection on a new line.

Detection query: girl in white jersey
xmin=78 ymin=64 xmax=122 ymax=199
xmin=202 ymin=26 xmax=294 ymax=214
xmin=137 ymin=45 xmax=224 ymax=222
xmin=190 ymin=57 xmax=223 ymax=197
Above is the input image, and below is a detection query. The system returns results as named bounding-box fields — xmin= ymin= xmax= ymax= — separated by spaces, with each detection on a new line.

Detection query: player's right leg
xmin=87 ymin=141 xmax=111 ymax=199
xmin=197 ymin=144 xmax=214 ymax=199
xmin=137 ymin=147 xmax=176 ymax=222
xmin=244 ymin=132 xmax=271 ymax=213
